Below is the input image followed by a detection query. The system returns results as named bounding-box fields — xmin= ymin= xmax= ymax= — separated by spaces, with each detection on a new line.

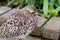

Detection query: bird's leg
xmin=19 ymin=39 xmax=22 ymax=40
xmin=16 ymin=38 xmax=22 ymax=40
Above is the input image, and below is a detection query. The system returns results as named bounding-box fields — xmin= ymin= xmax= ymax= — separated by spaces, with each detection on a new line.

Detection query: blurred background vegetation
xmin=0 ymin=0 xmax=60 ymax=18
xmin=19 ymin=0 xmax=60 ymax=18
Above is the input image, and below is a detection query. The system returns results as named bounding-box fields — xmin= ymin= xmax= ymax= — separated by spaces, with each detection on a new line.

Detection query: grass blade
xmin=19 ymin=0 xmax=25 ymax=8
xmin=43 ymin=0 xmax=48 ymax=18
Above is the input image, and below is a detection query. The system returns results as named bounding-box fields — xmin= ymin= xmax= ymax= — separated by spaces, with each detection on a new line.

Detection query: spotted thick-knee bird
xmin=0 ymin=6 xmax=38 ymax=40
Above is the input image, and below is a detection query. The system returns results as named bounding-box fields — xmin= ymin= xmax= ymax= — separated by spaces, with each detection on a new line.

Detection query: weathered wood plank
xmin=31 ymin=16 xmax=47 ymax=36
xmin=43 ymin=17 xmax=60 ymax=40
xmin=0 ymin=9 xmax=18 ymax=25
xmin=0 ymin=6 xmax=11 ymax=15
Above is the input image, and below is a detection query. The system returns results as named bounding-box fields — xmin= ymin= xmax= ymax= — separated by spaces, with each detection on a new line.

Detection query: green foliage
xmin=43 ymin=0 xmax=48 ymax=18
xmin=55 ymin=0 xmax=60 ymax=7
xmin=27 ymin=0 xmax=36 ymax=6
xmin=19 ymin=0 xmax=25 ymax=8
xmin=6 ymin=0 xmax=15 ymax=7
xmin=19 ymin=0 xmax=60 ymax=19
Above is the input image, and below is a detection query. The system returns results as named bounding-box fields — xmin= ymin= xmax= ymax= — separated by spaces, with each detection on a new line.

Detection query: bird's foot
xmin=16 ymin=38 xmax=22 ymax=40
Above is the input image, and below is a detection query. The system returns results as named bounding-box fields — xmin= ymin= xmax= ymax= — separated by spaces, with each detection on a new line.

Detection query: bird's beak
xmin=34 ymin=11 xmax=39 ymax=16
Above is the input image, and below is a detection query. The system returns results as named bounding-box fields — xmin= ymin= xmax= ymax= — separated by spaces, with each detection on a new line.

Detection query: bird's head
xmin=21 ymin=6 xmax=39 ymax=16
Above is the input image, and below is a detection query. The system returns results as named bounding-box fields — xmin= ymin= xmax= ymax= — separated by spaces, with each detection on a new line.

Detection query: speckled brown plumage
xmin=0 ymin=9 xmax=37 ymax=39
